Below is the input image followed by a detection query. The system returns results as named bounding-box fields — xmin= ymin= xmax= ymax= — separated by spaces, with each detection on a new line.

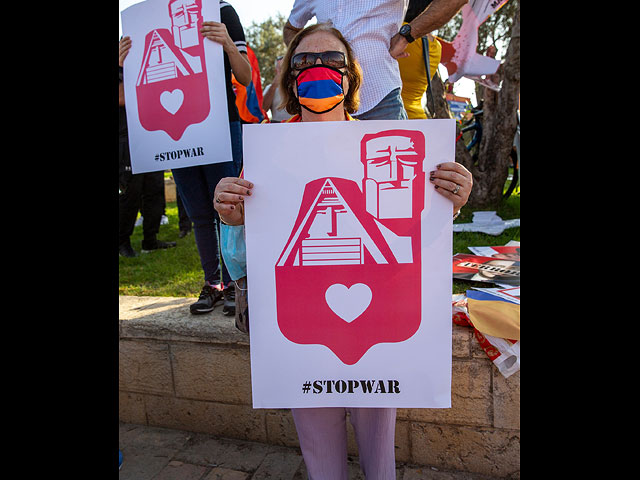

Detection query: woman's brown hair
xmin=278 ymin=23 xmax=362 ymax=116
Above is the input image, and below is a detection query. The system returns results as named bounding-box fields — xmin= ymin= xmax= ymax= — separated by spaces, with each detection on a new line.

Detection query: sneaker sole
xmin=190 ymin=299 xmax=224 ymax=315
xmin=190 ymin=307 xmax=215 ymax=314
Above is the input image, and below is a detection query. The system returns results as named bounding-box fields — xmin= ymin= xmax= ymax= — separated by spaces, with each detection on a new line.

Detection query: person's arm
xmin=283 ymin=20 xmax=303 ymax=46
xmin=201 ymin=21 xmax=252 ymax=86
xmin=118 ymin=36 xmax=131 ymax=107
xmin=283 ymin=0 xmax=313 ymax=46
xmin=119 ymin=79 xmax=125 ymax=107
xmin=389 ymin=0 xmax=467 ymax=59
xmin=262 ymin=84 xmax=275 ymax=111
xmin=262 ymin=61 xmax=283 ymax=111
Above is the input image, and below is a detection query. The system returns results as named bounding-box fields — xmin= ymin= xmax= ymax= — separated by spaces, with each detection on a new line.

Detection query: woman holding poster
xmin=214 ymin=23 xmax=472 ymax=480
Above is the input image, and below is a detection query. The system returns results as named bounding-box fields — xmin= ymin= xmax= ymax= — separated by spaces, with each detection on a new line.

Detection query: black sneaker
xmin=119 ymin=243 xmax=139 ymax=258
xmin=141 ymin=240 xmax=177 ymax=253
xmin=190 ymin=284 xmax=224 ymax=314
xmin=222 ymin=282 xmax=236 ymax=316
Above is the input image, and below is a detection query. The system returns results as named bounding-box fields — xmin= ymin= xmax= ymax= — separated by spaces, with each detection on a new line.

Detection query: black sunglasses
xmin=291 ymin=51 xmax=347 ymax=70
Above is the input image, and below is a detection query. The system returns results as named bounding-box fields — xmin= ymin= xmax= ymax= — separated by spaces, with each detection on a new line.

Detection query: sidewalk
xmin=119 ymin=422 xmax=502 ymax=479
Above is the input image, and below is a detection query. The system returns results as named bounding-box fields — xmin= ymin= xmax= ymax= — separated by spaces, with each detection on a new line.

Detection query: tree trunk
xmin=428 ymin=1 xmax=520 ymax=209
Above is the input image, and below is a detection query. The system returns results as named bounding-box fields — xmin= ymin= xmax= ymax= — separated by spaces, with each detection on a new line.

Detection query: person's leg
xmin=176 ymin=190 xmax=192 ymax=236
xmin=199 ymin=160 xmax=237 ymax=314
xmin=348 ymin=408 xmax=397 ymax=480
xmin=172 ymin=165 xmax=224 ymax=284
xmin=140 ymin=171 xmax=168 ymax=250
xmin=199 ymin=161 xmax=235 ymax=288
xmin=352 ymin=88 xmax=408 ymax=121
xmin=291 ymin=408 xmax=349 ymax=480
xmin=118 ymin=172 xmax=143 ymax=252
xmin=172 ymin=162 xmax=235 ymax=314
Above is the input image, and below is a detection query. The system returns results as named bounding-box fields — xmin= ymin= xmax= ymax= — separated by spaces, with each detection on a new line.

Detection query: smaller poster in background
xmin=121 ymin=0 xmax=232 ymax=173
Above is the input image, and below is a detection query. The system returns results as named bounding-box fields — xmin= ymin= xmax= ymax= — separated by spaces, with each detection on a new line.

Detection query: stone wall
xmin=119 ymin=296 xmax=519 ymax=478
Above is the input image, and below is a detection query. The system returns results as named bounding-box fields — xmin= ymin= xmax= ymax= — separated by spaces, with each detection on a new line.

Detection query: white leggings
xmin=291 ymin=407 xmax=397 ymax=480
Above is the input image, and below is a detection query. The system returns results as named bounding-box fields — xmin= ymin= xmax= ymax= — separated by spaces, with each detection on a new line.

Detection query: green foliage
xmin=245 ymin=13 xmax=288 ymax=87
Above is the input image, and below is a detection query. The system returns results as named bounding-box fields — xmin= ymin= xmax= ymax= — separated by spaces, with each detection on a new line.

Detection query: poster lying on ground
xmin=452 ymin=253 xmax=520 ymax=286
xmin=243 ymin=119 xmax=455 ymax=408
xmin=121 ymin=0 xmax=232 ymax=173
xmin=468 ymin=245 xmax=520 ymax=261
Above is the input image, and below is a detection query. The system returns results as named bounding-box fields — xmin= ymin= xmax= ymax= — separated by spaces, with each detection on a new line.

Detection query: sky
xmin=118 ymin=0 xmax=477 ymax=104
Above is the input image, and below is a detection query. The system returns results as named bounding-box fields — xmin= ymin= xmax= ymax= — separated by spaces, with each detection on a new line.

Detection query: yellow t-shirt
xmin=397 ymin=27 xmax=442 ymax=119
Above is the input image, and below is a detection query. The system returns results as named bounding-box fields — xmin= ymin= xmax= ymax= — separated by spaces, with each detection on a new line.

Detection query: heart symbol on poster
xmin=325 ymin=283 xmax=372 ymax=323
xmin=160 ymin=89 xmax=184 ymax=115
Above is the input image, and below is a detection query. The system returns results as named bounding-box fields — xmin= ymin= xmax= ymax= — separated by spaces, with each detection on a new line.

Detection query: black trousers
xmin=119 ymin=136 xmax=165 ymax=249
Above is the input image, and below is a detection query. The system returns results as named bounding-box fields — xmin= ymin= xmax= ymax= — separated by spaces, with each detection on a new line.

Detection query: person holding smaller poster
xmin=119 ymin=36 xmax=177 ymax=258
xmin=214 ymin=23 xmax=472 ymax=479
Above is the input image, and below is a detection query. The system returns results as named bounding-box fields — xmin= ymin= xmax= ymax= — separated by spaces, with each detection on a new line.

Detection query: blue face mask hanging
xmin=220 ymin=223 xmax=247 ymax=281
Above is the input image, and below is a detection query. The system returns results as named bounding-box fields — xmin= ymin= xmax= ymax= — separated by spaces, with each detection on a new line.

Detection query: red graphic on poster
xmin=135 ymin=0 xmax=210 ymax=141
xmin=275 ymin=130 xmax=426 ymax=365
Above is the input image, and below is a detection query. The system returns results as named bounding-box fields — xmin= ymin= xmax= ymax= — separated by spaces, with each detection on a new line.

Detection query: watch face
xmin=400 ymin=25 xmax=410 ymax=35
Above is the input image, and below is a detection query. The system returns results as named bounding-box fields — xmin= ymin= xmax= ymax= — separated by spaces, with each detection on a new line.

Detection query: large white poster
xmin=121 ymin=0 xmax=232 ymax=173
xmin=243 ymin=119 xmax=455 ymax=409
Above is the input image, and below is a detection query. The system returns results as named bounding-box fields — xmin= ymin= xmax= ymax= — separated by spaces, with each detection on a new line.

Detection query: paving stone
xmin=172 ymin=432 xmax=271 ymax=471
xmin=154 ymin=461 xmax=208 ymax=480
xmin=119 ymin=423 xmax=192 ymax=451
xmin=118 ymin=444 xmax=174 ymax=480
xmin=119 ymin=422 xmax=512 ymax=480
xmin=204 ymin=467 xmax=250 ymax=480
xmin=251 ymin=447 xmax=303 ymax=479
xmin=402 ymin=465 xmax=502 ymax=479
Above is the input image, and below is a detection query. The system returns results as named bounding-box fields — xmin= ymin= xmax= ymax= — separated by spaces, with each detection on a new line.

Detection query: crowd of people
xmin=120 ymin=1 xmax=476 ymax=478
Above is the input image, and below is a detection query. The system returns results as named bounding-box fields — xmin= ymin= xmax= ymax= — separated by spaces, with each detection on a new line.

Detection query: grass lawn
xmin=119 ymin=191 xmax=519 ymax=297
xmin=118 ymin=202 xmax=205 ymax=297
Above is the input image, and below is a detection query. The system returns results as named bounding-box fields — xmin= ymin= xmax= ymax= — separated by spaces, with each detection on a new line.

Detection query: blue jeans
xmin=353 ymin=87 xmax=408 ymax=121
xmin=172 ymin=121 xmax=243 ymax=286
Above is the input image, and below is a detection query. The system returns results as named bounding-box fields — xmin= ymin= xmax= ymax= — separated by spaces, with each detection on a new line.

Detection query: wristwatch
xmin=399 ymin=24 xmax=415 ymax=43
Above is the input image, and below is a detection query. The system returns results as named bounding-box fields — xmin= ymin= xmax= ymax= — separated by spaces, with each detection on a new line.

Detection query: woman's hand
xmin=119 ymin=36 xmax=131 ymax=67
xmin=429 ymin=162 xmax=473 ymax=215
xmin=214 ymin=177 xmax=254 ymax=225
xmin=200 ymin=21 xmax=235 ymax=53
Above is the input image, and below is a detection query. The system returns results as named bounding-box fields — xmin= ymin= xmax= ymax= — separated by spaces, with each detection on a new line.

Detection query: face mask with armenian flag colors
xmin=295 ymin=64 xmax=346 ymax=114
